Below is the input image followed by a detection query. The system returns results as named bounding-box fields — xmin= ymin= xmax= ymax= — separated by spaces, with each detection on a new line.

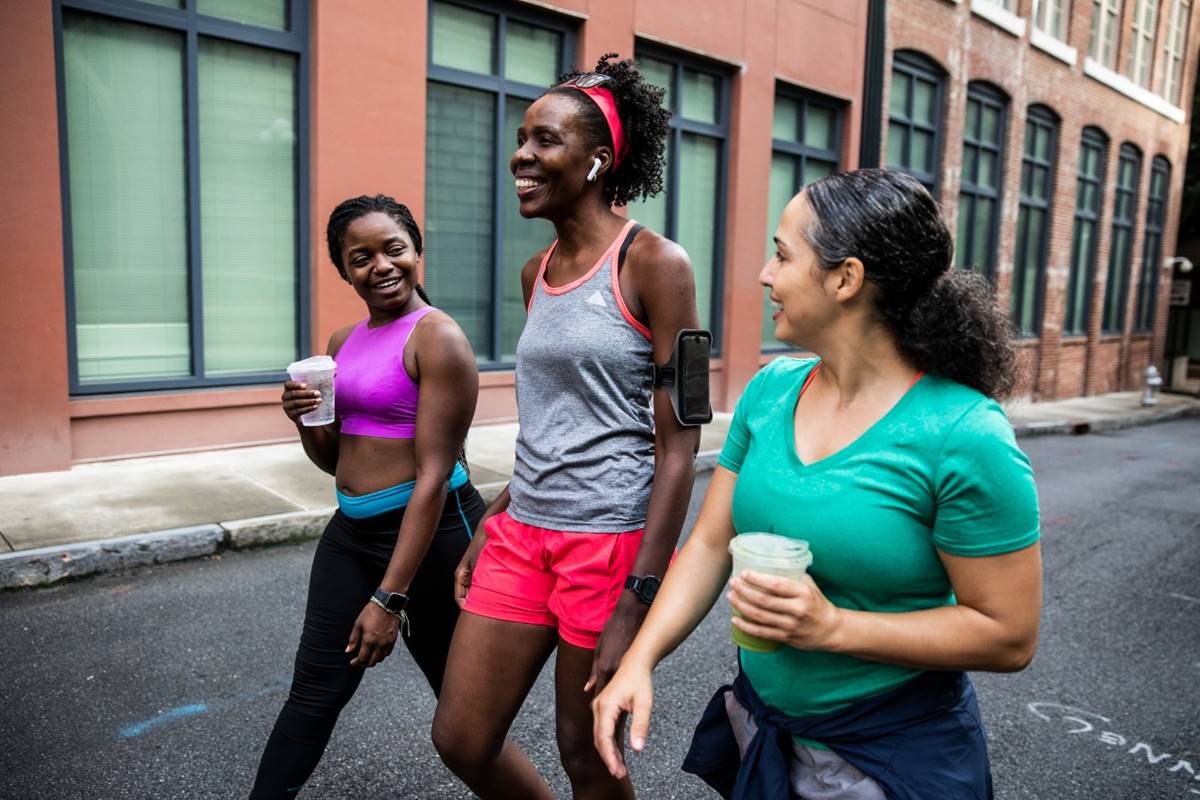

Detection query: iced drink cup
xmin=287 ymin=355 xmax=337 ymax=426
xmin=728 ymin=533 xmax=813 ymax=653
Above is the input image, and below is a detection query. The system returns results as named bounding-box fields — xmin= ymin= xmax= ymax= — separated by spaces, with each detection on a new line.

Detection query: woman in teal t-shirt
xmin=593 ymin=169 xmax=1041 ymax=799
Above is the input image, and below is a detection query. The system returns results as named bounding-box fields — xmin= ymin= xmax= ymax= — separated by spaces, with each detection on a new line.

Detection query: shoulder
xmin=916 ymin=376 xmax=1011 ymax=439
xmin=414 ymin=308 xmax=472 ymax=358
xmin=738 ymin=356 xmax=817 ymax=412
xmin=326 ymin=322 xmax=360 ymax=357
xmin=624 ymin=226 xmax=692 ymax=286
xmin=522 ymin=245 xmax=552 ymax=286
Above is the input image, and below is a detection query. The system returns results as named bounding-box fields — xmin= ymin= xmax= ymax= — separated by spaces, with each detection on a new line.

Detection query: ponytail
xmin=801 ymin=168 xmax=1017 ymax=400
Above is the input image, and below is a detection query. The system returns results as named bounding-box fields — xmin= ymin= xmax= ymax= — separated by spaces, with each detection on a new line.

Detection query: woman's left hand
xmin=728 ymin=570 xmax=844 ymax=651
xmin=346 ymin=601 xmax=400 ymax=668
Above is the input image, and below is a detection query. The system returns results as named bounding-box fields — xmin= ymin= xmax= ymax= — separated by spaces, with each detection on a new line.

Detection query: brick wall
xmin=887 ymin=0 xmax=1199 ymax=399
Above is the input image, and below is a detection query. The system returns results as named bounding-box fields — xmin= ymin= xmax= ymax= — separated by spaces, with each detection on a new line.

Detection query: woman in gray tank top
xmin=431 ymin=54 xmax=704 ymax=800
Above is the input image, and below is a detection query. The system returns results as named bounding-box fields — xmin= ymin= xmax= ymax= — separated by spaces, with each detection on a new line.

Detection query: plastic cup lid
xmin=728 ymin=533 xmax=811 ymax=564
xmin=287 ymin=355 xmax=336 ymax=375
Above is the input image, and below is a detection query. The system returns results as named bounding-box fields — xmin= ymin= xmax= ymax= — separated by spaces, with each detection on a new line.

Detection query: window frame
xmin=887 ymin=50 xmax=945 ymax=197
xmin=1089 ymin=0 xmax=1124 ymax=69
xmin=762 ymin=84 xmax=845 ymax=353
xmin=425 ymin=0 xmax=577 ymax=368
xmin=1033 ymin=0 xmax=1071 ymax=40
xmin=1102 ymin=142 xmax=1142 ymax=334
xmin=1011 ymin=105 xmax=1059 ymax=338
xmin=1162 ymin=0 xmax=1192 ymax=105
xmin=632 ymin=43 xmax=732 ymax=355
xmin=55 ymin=0 xmax=310 ymax=395
xmin=1064 ymin=126 xmax=1109 ymax=336
xmin=1128 ymin=0 xmax=1159 ymax=88
xmin=956 ymin=82 xmax=1008 ymax=278
xmin=1134 ymin=155 xmax=1170 ymax=331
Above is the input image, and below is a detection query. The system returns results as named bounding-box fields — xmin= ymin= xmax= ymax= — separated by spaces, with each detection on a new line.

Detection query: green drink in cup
xmin=728 ymin=533 xmax=813 ymax=653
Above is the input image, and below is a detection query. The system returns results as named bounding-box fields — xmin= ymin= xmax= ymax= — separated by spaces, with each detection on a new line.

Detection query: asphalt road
xmin=1 ymin=419 xmax=1198 ymax=800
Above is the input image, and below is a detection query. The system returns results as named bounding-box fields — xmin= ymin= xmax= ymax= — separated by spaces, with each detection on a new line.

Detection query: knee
xmin=557 ymin=722 xmax=606 ymax=783
xmin=431 ymin=709 xmax=504 ymax=774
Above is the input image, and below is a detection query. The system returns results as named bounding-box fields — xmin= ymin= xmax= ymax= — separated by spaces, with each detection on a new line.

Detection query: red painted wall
xmin=0 ymin=4 xmax=72 ymax=473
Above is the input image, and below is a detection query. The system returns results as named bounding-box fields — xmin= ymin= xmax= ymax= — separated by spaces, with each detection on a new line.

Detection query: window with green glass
xmin=626 ymin=49 xmax=729 ymax=346
xmin=1134 ymin=156 xmax=1170 ymax=331
xmin=1012 ymin=106 xmax=1058 ymax=338
xmin=425 ymin=1 xmax=570 ymax=365
xmin=1065 ymin=127 xmax=1108 ymax=336
xmin=762 ymin=89 xmax=843 ymax=349
xmin=1102 ymin=144 xmax=1142 ymax=333
xmin=955 ymin=83 xmax=1006 ymax=277
xmin=59 ymin=1 xmax=306 ymax=391
xmin=886 ymin=50 xmax=943 ymax=195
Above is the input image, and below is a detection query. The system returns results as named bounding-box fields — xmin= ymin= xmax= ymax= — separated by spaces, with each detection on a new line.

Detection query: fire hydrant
xmin=1141 ymin=365 xmax=1163 ymax=406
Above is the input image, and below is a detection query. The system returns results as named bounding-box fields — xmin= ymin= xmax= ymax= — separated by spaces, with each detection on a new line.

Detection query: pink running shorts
xmin=462 ymin=510 xmax=644 ymax=649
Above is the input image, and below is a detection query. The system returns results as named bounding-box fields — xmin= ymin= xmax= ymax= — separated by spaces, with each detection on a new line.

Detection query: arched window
xmin=886 ymin=51 xmax=944 ymax=195
xmin=955 ymin=82 xmax=1008 ymax=277
xmin=1012 ymin=105 xmax=1059 ymax=337
xmin=1135 ymin=156 xmax=1171 ymax=331
xmin=1065 ymin=127 xmax=1109 ymax=335
xmin=1102 ymin=143 xmax=1142 ymax=333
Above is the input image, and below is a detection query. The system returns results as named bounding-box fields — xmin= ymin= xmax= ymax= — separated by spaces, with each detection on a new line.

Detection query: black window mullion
xmin=294 ymin=11 xmax=311 ymax=362
xmin=55 ymin=0 xmax=82 ymax=391
xmin=185 ymin=17 xmax=204 ymax=379
xmin=491 ymin=14 xmax=507 ymax=363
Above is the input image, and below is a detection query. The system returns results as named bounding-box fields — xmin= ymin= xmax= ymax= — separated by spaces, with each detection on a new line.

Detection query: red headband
xmin=569 ymin=85 xmax=629 ymax=169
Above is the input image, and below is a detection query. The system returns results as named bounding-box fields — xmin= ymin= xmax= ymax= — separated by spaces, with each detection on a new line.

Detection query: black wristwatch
xmin=624 ymin=574 xmax=662 ymax=605
xmin=371 ymin=587 xmax=409 ymax=615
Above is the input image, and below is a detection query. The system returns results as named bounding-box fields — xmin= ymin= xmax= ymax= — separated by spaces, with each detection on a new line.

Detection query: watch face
xmin=640 ymin=576 xmax=661 ymax=603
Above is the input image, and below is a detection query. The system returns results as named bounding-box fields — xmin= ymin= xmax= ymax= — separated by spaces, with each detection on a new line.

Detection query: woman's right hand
xmin=592 ymin=659 xmax=655 ymax=780
xmin=281 ymin=380 xmax=321 ymax=424
xmin=453 ymin=529 xmax=488 ymax=608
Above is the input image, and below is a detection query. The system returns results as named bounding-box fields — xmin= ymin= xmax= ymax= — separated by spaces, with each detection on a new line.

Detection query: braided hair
xmin=326 ymin=194 xmax=432 ymax=305
xmin=548 ymin=53 xmax=671 ymax=207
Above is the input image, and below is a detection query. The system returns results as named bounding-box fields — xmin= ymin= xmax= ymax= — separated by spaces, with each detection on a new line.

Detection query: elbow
xmin=991 ymin=632 xmax=1038 ymax=673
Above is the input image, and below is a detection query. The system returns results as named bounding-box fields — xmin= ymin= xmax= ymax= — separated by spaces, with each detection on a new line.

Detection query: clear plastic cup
xmin=286 ymin=355 xmax=336 ymax=427
xmin=728 ymin=533 xmax=813 ymax=653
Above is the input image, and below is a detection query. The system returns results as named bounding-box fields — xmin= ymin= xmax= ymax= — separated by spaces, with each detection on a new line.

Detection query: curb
xmin=1010 ymin=401 xmax=1200 ymax=439
xmin=0 ymin=453 xmax=725 ymax=591
xmin=0 ymin=405 xmax=1192 ymax=591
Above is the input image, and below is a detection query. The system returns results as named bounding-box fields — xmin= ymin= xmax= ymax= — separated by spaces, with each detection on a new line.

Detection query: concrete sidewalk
xmin=1 ymin=389 xmax=1197 ymax=589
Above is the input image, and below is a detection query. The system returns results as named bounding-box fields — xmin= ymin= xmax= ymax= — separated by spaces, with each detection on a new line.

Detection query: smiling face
xmin=510 ymin=92 xmax=606 ymax=220
xmin=340 ymin=212 xmax=423 ymax=319
xmin=759 ymin=192 xmax=841 ymax=349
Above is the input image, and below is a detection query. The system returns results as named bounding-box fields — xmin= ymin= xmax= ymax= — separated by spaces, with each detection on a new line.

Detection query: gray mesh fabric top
xmin=507 ymin=220 xmax=655 ymax=533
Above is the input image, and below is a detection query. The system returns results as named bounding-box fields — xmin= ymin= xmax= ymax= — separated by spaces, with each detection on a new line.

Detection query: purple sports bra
xmin=335 ymin=305 xmax=434 ymax=439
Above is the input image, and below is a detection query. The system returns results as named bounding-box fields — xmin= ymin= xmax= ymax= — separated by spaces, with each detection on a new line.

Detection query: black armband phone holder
xmin=653 ymin=329 xmax=713 ymax=426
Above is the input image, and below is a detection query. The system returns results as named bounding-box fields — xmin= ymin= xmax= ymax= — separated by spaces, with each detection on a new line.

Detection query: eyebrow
xmin=347 ymin=236 xmax=404 ymax=255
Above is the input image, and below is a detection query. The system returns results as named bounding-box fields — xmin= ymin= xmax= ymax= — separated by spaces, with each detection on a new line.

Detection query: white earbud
xmin=586 ymin=157 xmax=602 ymax=182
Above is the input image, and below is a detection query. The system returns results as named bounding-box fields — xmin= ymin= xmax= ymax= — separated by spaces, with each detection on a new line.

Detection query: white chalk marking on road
xmin=1026 ymin=701 xmax=1200 ymax=795
xmin=1170 ymin=592 xmax=1200 ymax=604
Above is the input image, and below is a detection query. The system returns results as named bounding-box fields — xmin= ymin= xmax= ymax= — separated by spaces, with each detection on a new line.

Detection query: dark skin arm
xmin=346 ymin=312 xmax=479 ymax=667
xmin=585 ymin=231 xmax=702 ymax=696
xmin=280 ymin=326 xmax=356 ymax=475
xmin=452 ymin=249 xmax=547 ymax=607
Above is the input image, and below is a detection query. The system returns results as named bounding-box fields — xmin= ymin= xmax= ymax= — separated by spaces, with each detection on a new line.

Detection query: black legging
xmin=249 ymin=483 xmax=484 ymax=799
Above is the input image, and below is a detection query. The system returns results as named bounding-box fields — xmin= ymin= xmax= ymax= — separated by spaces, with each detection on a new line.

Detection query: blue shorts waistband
xmin=336 ymin=462 xmax=470 ymax=519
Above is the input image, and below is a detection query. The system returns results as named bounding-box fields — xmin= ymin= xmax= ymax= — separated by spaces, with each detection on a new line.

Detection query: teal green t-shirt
xmin=719 ymin=357 xmax=1040 ymax=719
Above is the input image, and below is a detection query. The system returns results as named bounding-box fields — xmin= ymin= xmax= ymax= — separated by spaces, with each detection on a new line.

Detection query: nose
xmin=758 ymin=258 xmax=776 ymax=287
xmin=511 ymin=142 xmax=534 ymax=173
xmin=373 ymin=252 xmax=395 ymax=272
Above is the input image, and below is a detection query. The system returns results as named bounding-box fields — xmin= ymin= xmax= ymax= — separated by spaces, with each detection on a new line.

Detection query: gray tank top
xmin=508 ymin=219 xmax=655 ymax=533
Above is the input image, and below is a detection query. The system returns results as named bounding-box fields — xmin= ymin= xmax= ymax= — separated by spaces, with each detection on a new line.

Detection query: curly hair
xmin=801 ymin=169 xmax=1017 ymax=400
xmin=325 ymin=194 xmax=431 ymax=304
xmin=548 ymin=53 xmax=671 ymax=207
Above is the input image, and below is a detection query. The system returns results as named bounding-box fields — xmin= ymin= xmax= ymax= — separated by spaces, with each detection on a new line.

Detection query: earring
xmin=586 ymin=157 xmax=602 ymax=182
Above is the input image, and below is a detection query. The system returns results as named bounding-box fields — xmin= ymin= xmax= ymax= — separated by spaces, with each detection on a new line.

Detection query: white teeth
xmin=771 ymin=301 xmax=783 ymax=312
xmin=375 ymin=278 xmax=400 ymax=289
xmin=515 ymin=178 xmax=543 ymax=189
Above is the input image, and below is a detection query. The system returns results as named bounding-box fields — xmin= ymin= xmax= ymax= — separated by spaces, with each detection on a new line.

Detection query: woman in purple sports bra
xmin=249 ymin=195 xmax=485 ymax=799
